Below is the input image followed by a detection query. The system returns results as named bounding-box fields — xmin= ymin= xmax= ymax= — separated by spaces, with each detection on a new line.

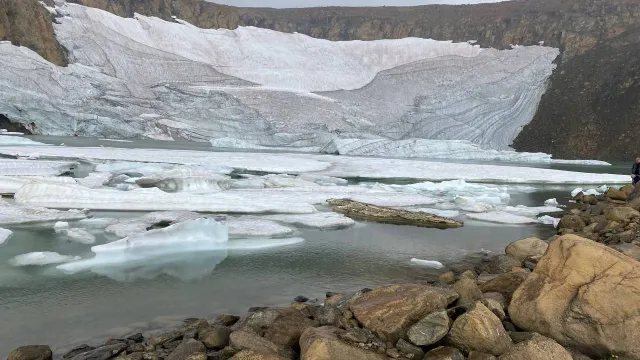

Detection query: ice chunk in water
xmin=58 ymin=228 xmax=96 ymax=244
xmin=410 ymin=258 xmax=444 ymax=269
xmin=0 ymin=176 xmax=77 ymax=194
xmin=538 ymin=215 xmax=560 ymax=227
xmin=0 ymin=227 xmax=13 ymax=245
xmin=10 ymin=252 xmax=80 ymax=266
xmin=226 ymin=219 xmax=294 ymax=238
xmin=466 ymin=211 xmax=539 ymax=224
xmin=53 ymin=221 xmax=70 ymax=230
xmin=0 ymin=200 xmax=87 ymax=226
xmin=502 ymin=205 xmax=563 ymax=217
xmin=544 ymin=198 xmax=559 ymax=206
xmin=77 ymin=218 xmax=117 ymax=228
xmin=571 ymin=188 xmax=583 ymax=197
xmin=257 ymin=212 xmax=355 ymax=230
xmin=0 ymin=159 xmax=77 ymax=176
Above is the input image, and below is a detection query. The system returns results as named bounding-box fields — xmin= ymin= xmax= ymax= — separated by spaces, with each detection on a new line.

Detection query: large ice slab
xmin=466 ymin=211 xmax=540 ymax=224
xmin=0 ymin=136 xmax=48 ymax=146
xmin=0 ymin=159 xmax=76 ymax=176
xmin=257 ymin=212 xmax=356 ymax=230
xmin=0 ymin=176 xmax=77 ymax=194
xmin=0 ymin=3 xmax=558 ymax=149
xmin=0 ymin=199 xmax=88 ymax=226
xmin=15 ymin=183 xmax=317 ymax=214
xmin=226 ymin=219 xmax=294 ymax=238
xmin=0 ymin=146 xmax=627 ymax=184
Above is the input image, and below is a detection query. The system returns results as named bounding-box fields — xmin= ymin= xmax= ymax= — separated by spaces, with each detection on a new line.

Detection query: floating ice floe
xmin=136 ymin=170 xmax=232 ymax=192
xmin=15 ymin=183 xmax=317 ymax=214
xmin=0 ymin=175 xmax=77 ymax=194
xmin=226 ymin=219 xmax=294 ymax=238
xmin=410 ymin=258 xmax=445 ymax=269
xmin=297 ymin=174 xmax=348 ymax=186
xmin=0 ymin=159 xmax=77 ymax=176
xmin=10 ymin=252 xmax=80 ymax=266
xmin=544 ymin=198 xmax=559 ymax=206
xmin=0 ymin=136 xmax=48 ymax=146
xmin=256 ymin=212 xmax=356 ymax=230
xmin=0 ymin=228 xmax=13 ymax=245
xmin=538 ymin=215 xmax=560 ymax=227
xmin=552 ymin=159 xmax=611 ymax=166
xmin=77 ymin=218 xmax=118 ymax=229
xmin=466 ymin=211 xmax=540 ymax=224
xmin=105 ymin=211 xmax=206 ymax=238
xmin=56 ymin=218 xmax=304 ymax=280
xmin=76 ymin=172 xmax=112 ymax=188
xmin=56 ymin=227 xmax=96 ymax=244
xmin=228 ymin=174 xmax=319 ymax=190
xmin=0 ymin=200 xmax=87 ymax=226
xmin=0 ymin=146 xmax=627 ymax=184
xmin=502 ymin=205 xmax=563 ymax=217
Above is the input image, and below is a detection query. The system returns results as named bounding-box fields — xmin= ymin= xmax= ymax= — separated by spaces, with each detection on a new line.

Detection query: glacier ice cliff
xmin=0 ymin=3 xmax=558 ymax=150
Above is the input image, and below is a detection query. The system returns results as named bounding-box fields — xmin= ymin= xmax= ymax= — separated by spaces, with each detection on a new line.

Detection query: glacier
xmin=0 ymin=3 xmax=558 ymax=151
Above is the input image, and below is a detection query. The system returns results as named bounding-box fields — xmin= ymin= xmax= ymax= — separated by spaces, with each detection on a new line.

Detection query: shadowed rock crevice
xmin=0 ymin=114 xmax=33 ymax=134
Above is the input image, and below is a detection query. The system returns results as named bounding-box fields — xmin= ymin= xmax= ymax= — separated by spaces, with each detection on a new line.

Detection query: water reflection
xmin=88 ymin=250 xmax=229 ymax=282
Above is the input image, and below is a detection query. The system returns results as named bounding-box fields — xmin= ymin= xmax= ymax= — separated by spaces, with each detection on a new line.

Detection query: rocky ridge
xmin=9 ymin=232 xmax=640 ymax=360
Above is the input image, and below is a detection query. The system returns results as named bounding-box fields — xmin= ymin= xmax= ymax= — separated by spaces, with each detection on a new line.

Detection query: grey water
xmin=0 ymin=136 xmax=628 ymax=354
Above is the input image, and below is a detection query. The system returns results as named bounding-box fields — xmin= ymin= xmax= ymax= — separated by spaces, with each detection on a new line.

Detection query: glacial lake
xmin=0 ymin=136 xmax=627 ymax=353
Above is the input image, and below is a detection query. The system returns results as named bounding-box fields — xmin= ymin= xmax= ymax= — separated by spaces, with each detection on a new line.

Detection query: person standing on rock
xmin=632 ymin=158 xmax=640 ymax=185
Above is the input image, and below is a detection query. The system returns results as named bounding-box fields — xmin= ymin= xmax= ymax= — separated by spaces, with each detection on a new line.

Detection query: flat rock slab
xmin=328 ymin=199 xmax=463 ymax=229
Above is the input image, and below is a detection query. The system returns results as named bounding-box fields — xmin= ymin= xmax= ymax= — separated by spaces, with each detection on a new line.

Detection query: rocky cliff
xmin=0 ymin=0 xmax=66 ymax=66
xmin=3 ymin=0 xmax=640 ymax=160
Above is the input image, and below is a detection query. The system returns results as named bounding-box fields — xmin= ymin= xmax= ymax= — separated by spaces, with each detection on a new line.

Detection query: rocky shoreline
xmin=8 ymin=187 xmax=640 ymax=360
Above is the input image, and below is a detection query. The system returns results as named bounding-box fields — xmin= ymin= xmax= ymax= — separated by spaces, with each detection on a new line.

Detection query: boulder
xmin=497 ymin=334 xmax=572 ymax=360
xmin=611 ymin=243 xmax=640 ymax=261
xmin=447 ymin=302 xmax=512 ymax=356
xmin=405 ymin=310 xmax=450 ymax=346
xmin=167 ymin=340 xmax=207 ymax=360
xmin=439 ymin=271 xmax=455 ymax=284
xmin=349 ymin=284 xmax=455 ymax=343
xmin=621 ymin=184 xmax=635 ymax=197
xmin=452 ymin=278 xmax=483 ymax=305
xmin=8 ymin=346 xmax=52 ymax=360
xmin=606 ymin=207 xmax=640 ymax=223
xmin=480 ymin=298 xmax=505 ymax=320
xmin=509 ymin=234 xmax=640 ymax=359
xmin=468 ymin=352 xmax=497 ymax=360
xmin=213 ymin=314 xmax=241 ymax=327
xmin=606 ymin=188 xmax=628 ymax=201
xmin=479 ymin=272 xmax=528 ymax=298
xmin=299 ymin=326 xmax=386 ymax=360
xmin=229 ymin=331 xmax=294 ymax=359
xmin=315 ymin=305 xmax=341 ymax=326
xmin=476 ymin=255 xmax=522 ymax=274
xmin=459 ymin=270 xmax=478 ymax=280
xmin=423 ymin=346 xmax=464 ymax=360
xmin=264 ymin=311 xmax=317 ymax=346
xmin=395 ymin=339 xmax=424 ymax=359
xmin=505 ymin=237 xmax=548 ymax=262
xmin=115 ymin=353 xmax=143 ymax=360
xmin=245 ymin=309 xmax=285 ymax=330
xmin=63 ymin=345 xmax=95 ymax=359
xmin=201 ymin=325 xmax=232 ymax=350
xmin=557 ymin=215 xmax=586 ymax=232
xmin=68 ymin=343 xmax=128 ymax=360
xmin=230 ymin=350 xmax=289 ymax=360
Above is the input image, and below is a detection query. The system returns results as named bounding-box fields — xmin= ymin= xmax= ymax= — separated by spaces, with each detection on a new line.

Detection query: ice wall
xmin=0 ymin=3 xmax=559 ymax=149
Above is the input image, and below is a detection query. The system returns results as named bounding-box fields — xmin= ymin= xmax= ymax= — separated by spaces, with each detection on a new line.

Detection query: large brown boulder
xmin=299 ymin=327 xmax=386 ymax=360
xmin=557 ymin=215 xmax=586 ymax=232
xmin=230 ymin=350 xmax=290 ymax=360
xmin=453 ymin=277 xmax=483 ymax=305
xmin=405 ymin=310 xmax=451 ymax=346
xmin=229 ymin=331 xmax=294 ymax=359
xmin=606 ymin=188 xmax=628 ymax=201
xmin=509 ymin=234 xmax=640 ymax=359
xmin=505 ymin=237 xmax=548 ymax=262
xmin=8 ymin=346 xmax=52 ymax=360
xmin=447 ymin=302 xmax=512 ymax=356
xmin=479 ymin=272 xmax=528 ymax=298
xmin=605 ymin=206 xmax=640 ymax=223
xmin=264 ymin=311 xmax=317 ymax=346
xmin=349 ymin=284 xmax=456 ymax=343
xmin=497 ymin=334 xmax=572 ymax=360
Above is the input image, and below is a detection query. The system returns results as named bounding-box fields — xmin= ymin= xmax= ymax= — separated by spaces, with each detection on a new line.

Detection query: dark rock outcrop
xmin=0 ymin=0 xmax=67 ymax=66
